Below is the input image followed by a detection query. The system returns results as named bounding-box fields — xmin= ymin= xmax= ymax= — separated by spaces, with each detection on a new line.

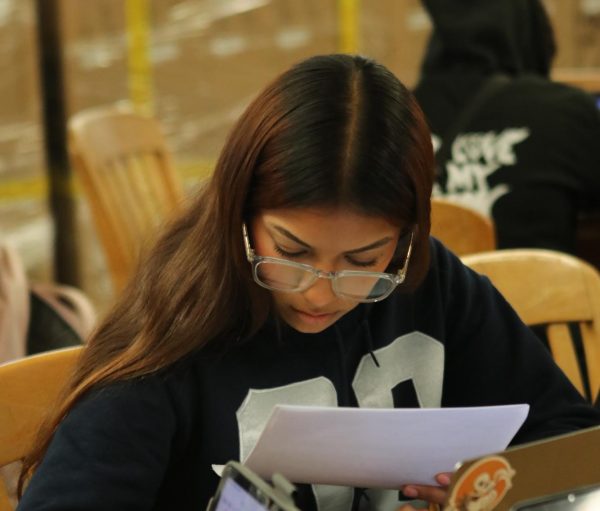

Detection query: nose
xmin=302 ymin=274 xmax=337 ymax=309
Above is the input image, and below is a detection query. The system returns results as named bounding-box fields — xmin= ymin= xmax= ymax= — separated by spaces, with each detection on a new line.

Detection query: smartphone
xmin=206 ymin=462 xmax=301 ymax=511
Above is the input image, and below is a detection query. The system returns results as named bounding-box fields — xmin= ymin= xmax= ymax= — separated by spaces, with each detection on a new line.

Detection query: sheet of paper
xmin=244 ymin=404 xmax=529 ymax=489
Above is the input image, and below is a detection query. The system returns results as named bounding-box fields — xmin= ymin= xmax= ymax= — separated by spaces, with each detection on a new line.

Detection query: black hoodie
xmin=414 ymin=0 xmax=600 ymax=253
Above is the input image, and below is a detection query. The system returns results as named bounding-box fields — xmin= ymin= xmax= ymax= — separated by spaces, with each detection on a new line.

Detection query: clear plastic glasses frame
xmin=242 ymin=224 xmax=413 ymax=303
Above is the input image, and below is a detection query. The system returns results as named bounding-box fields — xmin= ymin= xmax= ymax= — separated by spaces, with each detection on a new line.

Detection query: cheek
xmin=254 ymin=236 xmax=271 ymax=256
xmin=270 ymin=289 xmax=292 ymax=307
xmin=378 ymin=250 xmax=397 ymax=272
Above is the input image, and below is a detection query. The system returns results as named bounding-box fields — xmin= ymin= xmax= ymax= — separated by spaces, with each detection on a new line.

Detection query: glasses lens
xmin=335 ymin=275 xmax=395 ymax=301
xmin=255 ymin=261 xmax=314 ymax=291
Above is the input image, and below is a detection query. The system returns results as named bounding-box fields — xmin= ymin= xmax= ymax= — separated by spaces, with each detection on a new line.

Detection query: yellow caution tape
xmin=0 ymin=177 xmax=47 ymax=202
xmin=0 ymin=161 xmax=216 ymax=202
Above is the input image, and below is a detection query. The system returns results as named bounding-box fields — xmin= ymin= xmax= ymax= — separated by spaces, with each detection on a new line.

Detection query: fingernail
xmin=403 ymin=487 xmax=418 ymax=498
xmin=438 ymin=474 xmax=451 ymax=486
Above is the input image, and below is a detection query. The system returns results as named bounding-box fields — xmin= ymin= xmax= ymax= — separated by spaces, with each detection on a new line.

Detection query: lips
xmin=293 ymin=308 xmax=336 ymax=318
xmin=290 ymin=308 xmax=339 ymax=328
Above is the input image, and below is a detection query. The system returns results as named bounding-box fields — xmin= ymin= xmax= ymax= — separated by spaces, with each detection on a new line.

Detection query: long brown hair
xmin=20 ymin=54 xmax=434 ymax=491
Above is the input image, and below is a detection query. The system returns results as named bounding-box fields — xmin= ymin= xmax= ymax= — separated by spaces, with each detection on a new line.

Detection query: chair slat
xmin=140 ymin=153 xmax=169 ymax=219
xmin=582 ymin=323 xmax=600 ymax=403
xmin=111 ymin=157 xmax=150 ymax=239
xmin=128 ymin=154 xmax=160 ymax=228
xmin=547 ymin=323 xmax=585 ymax=396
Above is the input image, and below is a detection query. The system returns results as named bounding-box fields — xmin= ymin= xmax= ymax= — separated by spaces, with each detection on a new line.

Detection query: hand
xmin=398 ymin=472 xmax=452 ymax=510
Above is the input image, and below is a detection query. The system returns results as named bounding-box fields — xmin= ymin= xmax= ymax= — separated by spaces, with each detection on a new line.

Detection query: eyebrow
xmin=271 ymin=225 xmax=394 ymax=254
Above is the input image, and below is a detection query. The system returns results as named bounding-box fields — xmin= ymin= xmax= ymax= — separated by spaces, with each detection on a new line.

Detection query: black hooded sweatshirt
xmin=17 ymin=240 xmax=600 ymax=511
xmin=414 ymin=0 xmax=600 ymax=253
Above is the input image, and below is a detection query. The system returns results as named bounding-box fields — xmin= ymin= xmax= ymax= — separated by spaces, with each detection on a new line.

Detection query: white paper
xmin=244 ymin=404 xmax=529 ymax=489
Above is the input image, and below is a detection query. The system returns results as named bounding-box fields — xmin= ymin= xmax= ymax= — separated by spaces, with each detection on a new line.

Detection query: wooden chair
xmin=0 ymin=346 xmax=82 ymax=510
xmin=68 ymin=105 xmax=184 ymax=292
xmin=430 ymin=198 xmax=496 ymax=256
xmin=461 ymin=249 xmax=600 ymax=403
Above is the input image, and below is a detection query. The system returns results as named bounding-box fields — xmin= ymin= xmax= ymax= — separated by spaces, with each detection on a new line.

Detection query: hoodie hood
xmin=420 ymin=0 xmax=556 ymax=77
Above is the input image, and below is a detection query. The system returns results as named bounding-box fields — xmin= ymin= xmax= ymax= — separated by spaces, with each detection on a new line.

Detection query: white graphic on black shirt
xmin=235 ymin=331 xmax=444 ymax=511
xmin=432 ymin=128 xmax=530 ymax=217
xmin=352 ymin=331 xmax=444 ymax=408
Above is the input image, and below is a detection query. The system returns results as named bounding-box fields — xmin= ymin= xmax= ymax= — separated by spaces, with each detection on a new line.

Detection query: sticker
xmin=445 ymin=455 xmax=515 ymax=511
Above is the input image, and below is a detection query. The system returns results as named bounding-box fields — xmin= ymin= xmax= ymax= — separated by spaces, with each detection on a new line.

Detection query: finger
xmin=435 ymin=472 xmax=452 ymax=486
xmin=402 ymin=484 xmax=448 ymax=505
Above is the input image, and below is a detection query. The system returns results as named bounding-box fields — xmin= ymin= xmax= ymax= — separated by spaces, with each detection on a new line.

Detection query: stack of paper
xmin=244 ymin=404 xmax=529 ymax=489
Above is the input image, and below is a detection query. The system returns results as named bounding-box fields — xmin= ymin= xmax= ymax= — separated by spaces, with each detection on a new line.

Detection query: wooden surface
xmin=553 ymin=68 xmax=600 ymax=93
xmin=431 ymin=198 xmax=496 ymax=256
xmin=0 ymin=347 xmax=82 ymax=510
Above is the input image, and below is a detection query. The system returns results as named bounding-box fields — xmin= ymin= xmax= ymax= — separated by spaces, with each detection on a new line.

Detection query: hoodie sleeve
xmin=428 ymin=239 xmax=600 ymax=444
xmin=17 ymin=377 xmax=177 ymax=511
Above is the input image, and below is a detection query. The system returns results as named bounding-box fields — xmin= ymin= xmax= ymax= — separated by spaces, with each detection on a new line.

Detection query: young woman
xmin=18 ymin=54 xmax=599 ymax=511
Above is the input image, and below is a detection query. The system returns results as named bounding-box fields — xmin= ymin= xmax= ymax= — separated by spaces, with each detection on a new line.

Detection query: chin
xmin=279 ymin=307 xmax=343 ymax=334
xmin=287 ymin=321 xmax=333 ymax=334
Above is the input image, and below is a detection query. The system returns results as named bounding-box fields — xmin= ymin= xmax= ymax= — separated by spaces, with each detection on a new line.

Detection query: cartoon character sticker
xmin=445 ymin=455 xmax=516 ymax=511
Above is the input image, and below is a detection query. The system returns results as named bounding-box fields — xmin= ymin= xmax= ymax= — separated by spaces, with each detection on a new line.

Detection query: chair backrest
xmin=461 ymin=249 xmax=600 ymax=403
xmin=68 ymin=105 xmax=184 ymax=292
xmin=0 ymin=346 xmax=82 ymax=510
xmin=430 ymin=198 xmax=496 ymax=256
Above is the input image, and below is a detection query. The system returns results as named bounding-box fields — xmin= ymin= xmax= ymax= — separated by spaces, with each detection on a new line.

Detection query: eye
xmin=345 ymin=256 xmax=378 ymax=268
xmin=274 ymin=245 xmax=307 ymax=258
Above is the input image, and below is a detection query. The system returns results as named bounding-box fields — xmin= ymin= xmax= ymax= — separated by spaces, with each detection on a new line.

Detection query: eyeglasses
xmin=243 ymin=224 xmax=413 ymax=303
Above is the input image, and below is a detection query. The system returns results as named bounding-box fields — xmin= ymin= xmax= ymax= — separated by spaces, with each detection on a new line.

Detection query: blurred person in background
xmin=414 ymin=0 xmax=600 ymax=254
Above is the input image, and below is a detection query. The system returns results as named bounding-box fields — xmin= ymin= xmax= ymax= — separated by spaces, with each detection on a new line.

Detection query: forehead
xmin=255 ymin=207 xmax=401 ymax=248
